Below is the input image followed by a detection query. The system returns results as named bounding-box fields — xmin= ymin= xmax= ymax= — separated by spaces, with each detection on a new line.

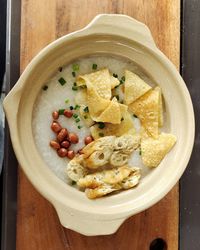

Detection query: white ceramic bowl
xmin=3 ymin=14 xmax=195 ymax=236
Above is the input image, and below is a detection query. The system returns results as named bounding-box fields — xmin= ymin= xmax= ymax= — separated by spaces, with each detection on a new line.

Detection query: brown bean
xmin=57 ymin=128 xmax=68 ymax=142
xmin=61 ymin=140 xmax=70 ymax=149
xmin=84 ymin=135 xmax=93 ymax=145
xmin=67 ymin=150 xmax=75 ymax=159
xmin=50 ymin=140 xmax=60 ymax=150
xmin=51 ymin=122 xmax=62 ymax=133
xmin=52 ymin=111 xmax=59 ymax=120
xmin=57 ymin=148 xmax=68 ymax=157
xmin=68 ymin=133 xmax=79 ymax=144
xmin=64 ymin=109 xmax=73 ymax=118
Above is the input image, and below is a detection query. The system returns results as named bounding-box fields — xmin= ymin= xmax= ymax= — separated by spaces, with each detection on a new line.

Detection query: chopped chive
xmin=139 ymin=148 xmax=142 ymax=155
xmin=71 ymin=180 xmax=76 ymax=185
xmin=72 ymin=64 xmax=79 ymax=71
xmin=75 ymin=118 xmax=80 ymax=123
xmin=58 ymin=109 xmax=65 ymax=115
xmin=73 ymin=113 xmax=78 ymax=118
xmin=92 ymin=63 xmax=97 ymax=70
xmin=78 ymin=125 xmax=82 ymax=129
xmin=84 ymin=115 xmax=88 ymax=119
xmin=72 ymin=86 xmax=78 ymax=91
xmin=121 ymin=117 xmax=124 ymax=122
xmin=74 ymin=104 xmax=80 ymax=110
xmin=72 ymin=71 xmax=76 ymax=77
xmin=73 ymin=82 xmax=77 ymax=86
xmin=133 ymin=114 xmax=138 ymax=118
xmin=80 ymin=85 xmax=87 ymax=89
xmin=58 ymin=77 xmax=66 ymax=86
xmin=113 ymin=73 xmax=118 ymax=78
xmin=42 ymin=85 xmax=48 ymax=91
xmin=65 ymin=99 xmax=69 ymax=104
xmin=98 ymin=122 xmax=105 ymax=129
xmin=83 ymin=106 xmax=89 ymax=112
xmin=69 ymin=106 xmax=74 ymax=110
xmin=121 ymin=76 xmax=125 ymax=82
xmin=99 ymin=132 xmax=104 ymax=137
xmin=58 ymin=67 xmax=63 ymax=72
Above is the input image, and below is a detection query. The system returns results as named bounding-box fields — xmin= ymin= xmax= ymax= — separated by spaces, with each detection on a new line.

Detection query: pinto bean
xmin=68 ymin=133 xmax=79 ymax=144
xmin=64 ymin=109 xmax=73 ymax=118
xmin=61 ymin=140 xmax=70 ymax=149
xmin=49 ymin=140 xmax=60 ymax=150
xmin=67 ymin=150 xmax=75 ymax=159
xmin=57 ymin=128 xmax=68 ymax=142
xmin=84 ymin=136 xmax=93 ymax=145
xmin=52 ymin=111 xmax=59 ymax=120
xmin=57 ymin=148 xmax=68 ymax=157
xmin=51 ymin=122 xmax=62 ymax=133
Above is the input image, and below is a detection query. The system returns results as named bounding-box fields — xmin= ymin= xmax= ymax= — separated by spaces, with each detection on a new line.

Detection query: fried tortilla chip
xmin=156 ymin=86 xmax=164 ymax=127
xmin=110 ymin=75 xmax=120 ymax=89
xmin=77 ymin=69 xmax=112 ymax=99
xmin=90 ymin=107 xmax=135 ymax=139
xmin=86 ymin=81 xmax=110 ymax=120
xmin=124 ymin=70 xmax=152 ymax=105
xmin=96 ymin=97 xmax=121 ymax=124
xmin=141 ymin=132 xmax=177 ymax=168
xmin=129 ymin=88 xmax=160 ymax=138
xmin=79 ymin=104 xmax=95 ymax=127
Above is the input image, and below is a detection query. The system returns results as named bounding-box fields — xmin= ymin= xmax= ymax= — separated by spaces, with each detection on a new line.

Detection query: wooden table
xmin=8 ymin=1 xmax=181 ymax=249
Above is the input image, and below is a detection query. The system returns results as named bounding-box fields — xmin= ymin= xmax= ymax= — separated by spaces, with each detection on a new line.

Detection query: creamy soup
xmin=32 ymin=55 xmax=156 ymax=183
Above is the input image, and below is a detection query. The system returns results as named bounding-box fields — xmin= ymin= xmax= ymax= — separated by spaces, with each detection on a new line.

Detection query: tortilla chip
xmin=155 ymin=86 xmax=164 ymax=127
xmin=124 ymin=70 xmax=152 ymax=105
xmin=86 ymin=81 xmax=110 ymax=120
xmin=77 ymin=69 xmax=112 ymax=99
xmin=110 ymin=75 xmax=120 ymax=89
xmin=79 ymin=105 xmax=95 ymax=127
xmin=96 ymin=97 xmax=121 ymax=124
xmin=129 ymin=88 xmax=159 ymax=138
xmin=141 ymin=132 xmax=177 ymax=168
xmin=90 ymin=108 xmax=135 ymax=139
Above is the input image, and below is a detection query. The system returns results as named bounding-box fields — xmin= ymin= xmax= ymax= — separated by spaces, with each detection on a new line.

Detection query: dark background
xmin=0 ymin=0 xmax=7 ymax=239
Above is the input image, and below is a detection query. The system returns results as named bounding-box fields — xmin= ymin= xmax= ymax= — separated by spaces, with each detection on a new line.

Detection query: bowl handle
xmin=84 ymin=14 xmax=157 ymax=50
xmin=3 ymin=83 xmax=23 ymax=131
xmin=55 ymin=206 xmax=125 ymax=236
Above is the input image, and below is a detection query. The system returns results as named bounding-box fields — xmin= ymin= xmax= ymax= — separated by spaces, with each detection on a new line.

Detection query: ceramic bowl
xmin=3 ymin=14 xmax=195 ymax=236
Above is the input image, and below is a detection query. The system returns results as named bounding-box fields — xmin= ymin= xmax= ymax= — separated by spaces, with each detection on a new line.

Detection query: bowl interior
xmin=16 ymin=34 xmax=192 ymax=215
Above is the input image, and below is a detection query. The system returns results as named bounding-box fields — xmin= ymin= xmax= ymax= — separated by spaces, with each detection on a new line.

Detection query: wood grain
xmin=17 ymin=1 xmax=180 ymax=249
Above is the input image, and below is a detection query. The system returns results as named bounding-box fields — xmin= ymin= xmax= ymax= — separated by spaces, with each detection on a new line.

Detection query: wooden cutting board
xmin=17 ymin=1 xmax=180 ymax=249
